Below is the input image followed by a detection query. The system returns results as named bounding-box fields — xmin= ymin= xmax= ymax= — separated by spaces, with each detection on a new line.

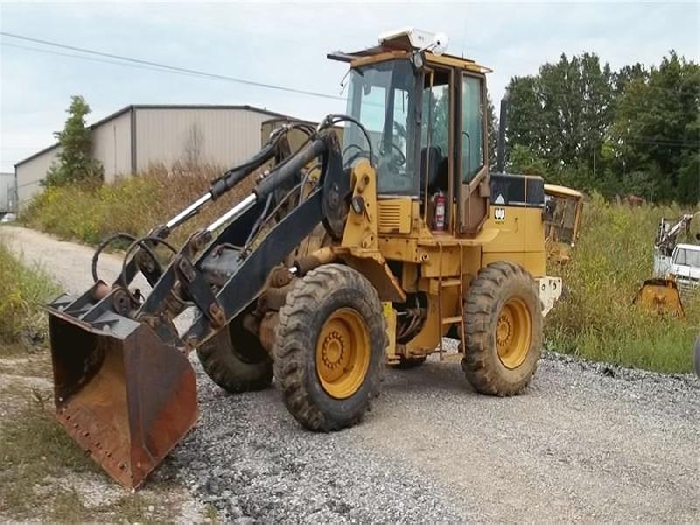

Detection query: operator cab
xmin=329 ymin=28 xmax=492 ymax=236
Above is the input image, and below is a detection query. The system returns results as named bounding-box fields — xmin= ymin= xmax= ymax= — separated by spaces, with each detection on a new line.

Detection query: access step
xmin=441 ymin=316 xmax=463 ymax=325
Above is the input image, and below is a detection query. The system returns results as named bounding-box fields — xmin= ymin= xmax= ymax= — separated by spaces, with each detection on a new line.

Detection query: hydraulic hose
xmin=91 ymin=232 xmax=161 ymax=285
xmin=209 ymin=123 xmax=319 ymax=200
xmin=255 ymin=137 xmax=327 ymax=200
xmin=119 ymin=235 xmax=179 ymax=299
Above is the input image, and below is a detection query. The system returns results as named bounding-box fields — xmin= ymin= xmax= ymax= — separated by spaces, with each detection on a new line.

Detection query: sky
xmin=1 ymin=0 xmax=699 ymax=172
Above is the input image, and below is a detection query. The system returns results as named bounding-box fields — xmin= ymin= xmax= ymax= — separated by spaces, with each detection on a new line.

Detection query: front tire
xmin=462 ymin=261 xmax=543 ymax=396
xmin=694 ymin=335 xmax=700 ymax=378
xmin=273 ymin=264 xmax=387 ymax=431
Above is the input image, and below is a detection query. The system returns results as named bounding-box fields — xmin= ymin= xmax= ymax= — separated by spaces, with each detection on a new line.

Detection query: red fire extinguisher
xmin=433 ymin=190 xmax=446 ymax=232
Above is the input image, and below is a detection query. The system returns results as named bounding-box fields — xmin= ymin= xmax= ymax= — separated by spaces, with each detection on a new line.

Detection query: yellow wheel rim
xmin=315 ymin=308 xmax=370 ymax=399
xmin=496 ymin=298 xmax=532 ymax=369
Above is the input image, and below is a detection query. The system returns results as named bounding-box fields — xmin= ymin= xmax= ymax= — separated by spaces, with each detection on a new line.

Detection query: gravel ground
xmin=2 ymin=224 xmax=699 ymax=523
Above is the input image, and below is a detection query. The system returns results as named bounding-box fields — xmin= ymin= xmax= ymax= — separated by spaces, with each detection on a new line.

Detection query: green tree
xmin=611 ymin=51 xmax=700 ymax=204
xmin=506 ymin=52 xmax=614 ymax=172
xmin=43 ymin=95 xmax=104 ymax=188
xmin=506 ymin=143 xmax=548 ymax=177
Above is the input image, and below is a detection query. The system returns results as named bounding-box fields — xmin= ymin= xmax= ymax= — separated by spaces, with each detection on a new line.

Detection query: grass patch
xmin=0 ymin=238 xmax=60 ymax=356
xmin=547 ymin=193 xmax=699 ymax=373
xmin=0 ymin=394 xmax=98 ymax=518
xmin=204 ymin=503 xmax=220 ymax=523
xmin=0 ymin=386 xmax=167 ymax=522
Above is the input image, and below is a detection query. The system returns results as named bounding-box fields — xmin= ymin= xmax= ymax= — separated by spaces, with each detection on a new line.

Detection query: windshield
xmin=673 ymin=247 xmax=700 ymax=267
xmin=343 ymin=59 xmax=419 ymax=195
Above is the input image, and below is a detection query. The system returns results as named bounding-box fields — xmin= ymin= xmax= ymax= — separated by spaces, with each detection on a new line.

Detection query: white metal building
xmin=15 ymin=105 xmax=295 ymax=206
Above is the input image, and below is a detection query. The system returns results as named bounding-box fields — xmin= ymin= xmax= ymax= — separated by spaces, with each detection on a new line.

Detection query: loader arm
xmin=137 ymin=127 xmax=347 ymax=349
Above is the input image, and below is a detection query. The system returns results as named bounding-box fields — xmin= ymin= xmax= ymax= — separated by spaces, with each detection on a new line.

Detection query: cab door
xmin=457 ymin=71 xmax=491 ymax=236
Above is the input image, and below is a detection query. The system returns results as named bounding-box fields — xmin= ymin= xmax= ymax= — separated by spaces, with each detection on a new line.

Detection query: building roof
xmin=15 ymin=104 xmax=292 ymax=168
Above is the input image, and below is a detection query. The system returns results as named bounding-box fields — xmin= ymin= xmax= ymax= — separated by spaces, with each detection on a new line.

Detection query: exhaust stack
xmin=496 ymin=86 xmax=510 ymax=174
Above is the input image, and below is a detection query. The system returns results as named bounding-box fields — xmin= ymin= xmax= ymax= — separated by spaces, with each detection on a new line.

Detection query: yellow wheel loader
xmin=45 ymin=28 xmax=564 ymax=489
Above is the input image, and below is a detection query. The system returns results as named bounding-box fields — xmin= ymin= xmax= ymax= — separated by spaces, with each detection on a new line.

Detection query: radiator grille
xmin=378 ymin=200 xmax=411 ymax=234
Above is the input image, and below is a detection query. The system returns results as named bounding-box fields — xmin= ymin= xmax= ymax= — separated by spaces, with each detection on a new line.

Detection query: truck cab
xmin=670 ymin=243 xmax=700 ymax=292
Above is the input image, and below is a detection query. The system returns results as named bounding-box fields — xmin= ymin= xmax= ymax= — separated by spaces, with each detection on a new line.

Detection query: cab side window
xmin=461 ymin=75 xmax=485 ymax=183
xmin=420 ymin=70 xmax=451 ymax=195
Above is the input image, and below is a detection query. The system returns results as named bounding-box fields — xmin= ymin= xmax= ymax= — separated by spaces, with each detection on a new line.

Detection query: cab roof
xmin=327 ymin=29 xmax=492 ymax=73
xmin=676 ymin=243 xmax=700 ymax=251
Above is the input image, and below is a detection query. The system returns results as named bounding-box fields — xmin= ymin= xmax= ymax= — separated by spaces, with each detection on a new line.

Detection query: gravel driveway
xmin=2 ymin=224 xmax=698 ymax=523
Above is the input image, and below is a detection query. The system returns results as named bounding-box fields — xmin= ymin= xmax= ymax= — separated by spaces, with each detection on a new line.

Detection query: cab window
xmin=343 ymin=59 xmax=418 ymax=195
xmin=419 ymin=69 xmax=451 ymax=196
xmin=461 ymin=75 xmax=485 ymax=183
xmin=674 ymin=248 xmax=700 ymax=267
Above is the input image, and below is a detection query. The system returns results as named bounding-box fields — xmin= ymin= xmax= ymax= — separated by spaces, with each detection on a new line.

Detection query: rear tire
xmin=694 ymin=335 xmax=700 ymax=378
xmin=462 ymin=261 xmax=543 ymax=396
xmin=273 ymin=264 xmax=386 ymax=431
xmin=196 ymin=314 xmax=273 ymax=394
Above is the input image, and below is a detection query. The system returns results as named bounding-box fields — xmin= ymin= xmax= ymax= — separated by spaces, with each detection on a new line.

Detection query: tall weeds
xmin=21 ymin=162 xmax=255 ymax=248
xmin=547 ymin=193 xmax=698 ymax=373
xmin=0 ymin=239 xmax=60 ymax=351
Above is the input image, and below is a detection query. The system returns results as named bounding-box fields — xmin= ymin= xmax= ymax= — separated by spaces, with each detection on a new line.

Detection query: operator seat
xmin=420 ymin=146 xmax=443 ymax=196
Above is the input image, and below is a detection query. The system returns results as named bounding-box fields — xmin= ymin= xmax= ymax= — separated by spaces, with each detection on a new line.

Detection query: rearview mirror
xmin=410 ymin=51 xmax=425 ymax=70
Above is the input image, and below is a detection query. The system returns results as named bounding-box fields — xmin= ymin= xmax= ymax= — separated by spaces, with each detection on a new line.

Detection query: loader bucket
xmin=47 ymin=304 xmax=198 ymax=489
xmin=632 ymin=278 xmax=685 ymax=319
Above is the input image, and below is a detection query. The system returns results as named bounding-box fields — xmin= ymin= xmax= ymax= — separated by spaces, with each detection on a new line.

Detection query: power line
xmin=0 ymin=31 xmax=346 ymax=102
xmin=1 ymin=42 xmax=212 ymax=79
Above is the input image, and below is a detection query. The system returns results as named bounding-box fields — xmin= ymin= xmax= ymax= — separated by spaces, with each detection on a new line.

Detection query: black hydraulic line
xmin=119 ymin=236 xmax=179 ymax=297
xmin=323 ymin=114 xmax=375 ymax=168
xmin=242 ymin=192 xmax=274 ymax=250
xmin=209 ymin=136 xmax=281 ymax=200
xmin=210 ymin=123 xmax=319 ymax=201
xmin=285 ymin=122 xmax=315 ymax=137
xmin=250 ymin=180 xmax=305 ymax=246
xmin=91 ymin=232 xmax=161 ymax=287
xmin=92 ymin=232 xmax=137 ymax=283
xmin=255 ymin=137 xmax=328 ymax=200
xmin=298 ymin=162 xmax=321 ymax=204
